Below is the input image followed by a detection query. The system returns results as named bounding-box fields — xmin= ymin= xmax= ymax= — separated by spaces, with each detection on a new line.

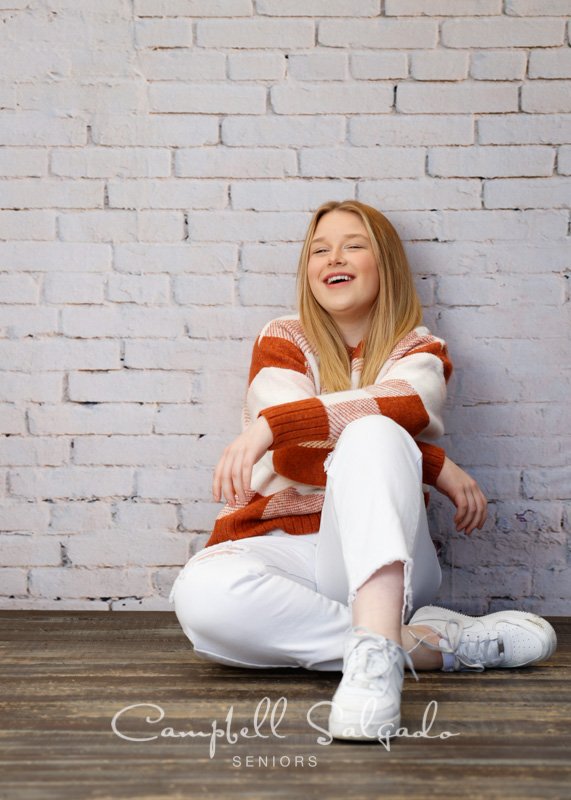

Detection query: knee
xmin=340 ymin=415 xmax=419 ymax=452
xmin=170 ymin=550 xmax=264 ymax=642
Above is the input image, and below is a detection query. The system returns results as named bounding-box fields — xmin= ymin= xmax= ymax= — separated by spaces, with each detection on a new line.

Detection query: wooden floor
xmin=0 ymin=611 xmax=569 ymax=800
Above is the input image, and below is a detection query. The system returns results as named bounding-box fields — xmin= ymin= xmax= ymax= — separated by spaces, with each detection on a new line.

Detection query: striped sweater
xmin=205 ymin=314 xmax=453 ymax=548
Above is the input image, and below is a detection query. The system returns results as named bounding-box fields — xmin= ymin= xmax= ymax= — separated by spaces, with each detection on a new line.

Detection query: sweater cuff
xmin=258 ymin=398 xmax=329 ymax=449
xmin=417 ymin=442 xmax=446 ymax=486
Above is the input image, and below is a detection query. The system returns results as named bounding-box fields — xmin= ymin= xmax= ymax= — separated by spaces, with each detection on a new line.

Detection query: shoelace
xmin=347 ymin=626 xmax=420 ymax=687
xmin=407 ymin=619 xmax=505 ymax=671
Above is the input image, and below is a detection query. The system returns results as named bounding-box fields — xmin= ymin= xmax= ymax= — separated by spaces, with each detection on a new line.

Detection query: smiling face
xmin=307 ymin=210 xmax=380 ymax=346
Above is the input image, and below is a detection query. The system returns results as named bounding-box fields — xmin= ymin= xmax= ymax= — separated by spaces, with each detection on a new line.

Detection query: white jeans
xmin=169 ymin=416 xmax=442 ymax=672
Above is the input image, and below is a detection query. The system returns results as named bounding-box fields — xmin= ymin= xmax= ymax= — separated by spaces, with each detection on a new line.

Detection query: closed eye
xmin=312 ymin=245 xmax=363 ymax=254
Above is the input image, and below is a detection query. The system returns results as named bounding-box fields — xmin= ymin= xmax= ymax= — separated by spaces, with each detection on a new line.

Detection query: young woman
xmin=169 ymin=199 xmax=557 ymax=742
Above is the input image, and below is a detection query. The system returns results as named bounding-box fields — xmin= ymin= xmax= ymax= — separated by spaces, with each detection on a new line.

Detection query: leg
xmin=315 ymin=415 xmax=444 ymax=669
xmin=169 ymin=531 xmax=353 ymax=671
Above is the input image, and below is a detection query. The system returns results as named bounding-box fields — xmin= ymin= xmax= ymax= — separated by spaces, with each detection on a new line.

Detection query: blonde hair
xmin=297 ymin=199 xmax=423 ymax=394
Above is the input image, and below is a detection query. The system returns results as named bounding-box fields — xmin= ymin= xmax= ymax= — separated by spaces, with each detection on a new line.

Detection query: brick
xmin=385 ymin=0 xmax=501 ymax=13
xmin=108 ymin=179 xmax=227 ymax=210
xmin=0 ymin=211 xmax=55 ymax=240
xmin=522 ymin=81 xmax=571 ymax=113
xmin=29 ymin=567 xmax=151 ymax=598
xmin=0 ymin=569 xmax=27 ymax=596
xmin=0 ymin=340 xmax=120 ymax=372
xmin=58 ymin=211 xmax=139 ymax=243
xmin=175 ymin=147 xmax=297 ymax=178
xmin=0 ymin=502 xmax=50 ymax=533
xmin=470 ymin=51 xmax=527 ymax=81
xmin=0 ymin=404 xmax=25 ymax=435
xmin=136 ymin=212 xmax=185 ymax=242
xmin=350 ymin=53 xmax=408 ymax=80
xmin=138 ymin=51 xmax=225 ymax=80
xmin=135 ymin=0 xmax=253 ymax=16
xmin=397 ymin=82 xmax=518 ymax=113
xmin=187 ymin=210 xmax=309 ymax=241
xmin=43 ymin=273 xmax=104 ymax=304
xmin=441 ymin=18 xmax=564 ymax=48
xmin=51 ymin=148 xmax=171 ymax=178
xmin=505 ymin=0 xmax=571 ymax=14
xmin=50 ymin=501 xmax=112 ymax=532
xmin=0 ymin=534 xmax=60 ymax=566
xmin=558 ymin=146 xmax=571 ymax=174
xmin=29 ymin=404 xmax=154 ymax=436
xmin=439 ymin=210 xmax=567 ymax=241
xmin=126 ymin=337 xmax=249 ymax=372
xmin=0 ymin=274 xmax=39 ymax=303
xmin=0 ymin=242 xmax=110 ymax=272
xmin=173 ymin=274 xmax=234 ymax=304
xmin=436 ymin=274 xmax=563 ymax=307
xmin=428 ymin=145 xmax=554 ymax=177
xmin=231 ymin=179 xmax=352 ymax=210
xmin=0 ymin=148 xmax=47 ymax=177
xmin=113 ymin=501 xmax=178 ymax=529
xmin=222 ymin=116 xmax=345 ymax=146
xmin=350 ymin=115 xmax=473 ymax=145
xmin=529 ymin=49 xmax=571 ymax=79
xmin=0 ymin=437 xmax=68 ymax=467
xmin=9 ymin=467 xmax=134 ymax=500
xmin=92 ymin=113 xmax=219 ymax=147
xmin=272 ymin=83 xmax=394 ymax=114
xmin=59 ymin=304 xmax=185 ymax=341
xmin=137 ymin=467 xmax=212 ymax=501
xmin=135 ymin=18 xmax=193 ymax=48
xmin=114 ymin=243 xmax=237 ymax=273
xmin=73 ymin=435 xmax=214 ymax=468
xmin=0 ymin=307 xmax=58 ymax=337
xmin=0 ymin=374 xmax=62 ymax=403
xmin=106 ymin=274 xmax=170 ymax=304
xmin=410 ymin=51 xmax=469 ymax=81
xmin=228 ymin=53 xmax=285 ymax=80
xmin=149 ymin=83 xmax=266 ymax=114
xmin=359 ymin=178 xmax=481 ymax=210
xmin=318 ymin=19 xmax=438 ymax=48
xmin=522 ymin=468 xmax=571 ymax=500
xmin=0 ymin=179 xmax=104 ymax=209
xmin=478 ymin=113 xmax=571 ymax=144
xmin=484 ymin=177 xmax=571 ymax=209
xmin=257 ymin=0 xmax=379 ymax=14
xmin=300 ymin=147 xmax=424 ymax=178
xmin=68 ymin=371 xmax=192 ymax=403
xmin=66 ymin=529 xmax=187 ymax=567
xmin=196 ymin=18 xmax=314 ymax=48
xmin=0 ymin=112 xmax=86 ymax=146
xmin=18 ymin=81 xmax=146 ymax=116
xmin=184 ymin=306 xmax=280 ymax=338
xmin=288 ymin=53 xmax=348 ymax=81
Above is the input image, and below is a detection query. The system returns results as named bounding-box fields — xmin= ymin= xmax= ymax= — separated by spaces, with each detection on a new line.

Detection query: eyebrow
xmin=311 ymin=233 xmax=368 ymax=244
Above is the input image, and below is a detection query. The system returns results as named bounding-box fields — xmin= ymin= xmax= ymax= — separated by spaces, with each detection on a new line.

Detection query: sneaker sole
xmin=409 ymin=606 xmax=558 ymax=666
xmin=328 ymin=709 xmax=400 ymax=741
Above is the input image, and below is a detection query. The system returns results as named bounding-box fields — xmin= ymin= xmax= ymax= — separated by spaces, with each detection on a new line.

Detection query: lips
xmin=323 ymin=272 xmax=355 ymax=284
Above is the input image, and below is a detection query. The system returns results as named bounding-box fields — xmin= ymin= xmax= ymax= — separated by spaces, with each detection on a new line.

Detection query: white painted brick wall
xmin=0 ymin=1 xmax=569 ymax=615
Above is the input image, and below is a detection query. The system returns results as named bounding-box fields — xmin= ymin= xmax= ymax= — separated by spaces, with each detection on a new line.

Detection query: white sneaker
xmin=328 ymin=626 xmax=418 ymax=741
xmin=408 ymin=606 xmax=557 ymax=671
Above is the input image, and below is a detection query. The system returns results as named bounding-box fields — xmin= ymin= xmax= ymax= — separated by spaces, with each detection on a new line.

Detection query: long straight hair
xmin=297 ymin=200 xmax=424 ymax=394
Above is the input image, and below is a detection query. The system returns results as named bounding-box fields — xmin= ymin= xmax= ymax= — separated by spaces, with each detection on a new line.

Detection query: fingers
xmin=455 ymin=484 xmax=488 ymax=535
xmin=212 ymin=448 xmax=252 ymax=507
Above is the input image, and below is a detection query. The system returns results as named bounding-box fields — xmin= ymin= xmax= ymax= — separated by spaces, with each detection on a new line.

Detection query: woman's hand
xmin=434 ymin=456 xmax=488 ymax=536
xmin=212 ymin=416 xmax=274 ymax=507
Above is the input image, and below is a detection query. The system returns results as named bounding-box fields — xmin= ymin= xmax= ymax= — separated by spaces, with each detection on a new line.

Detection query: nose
xmin=329 ymin=247 xmax=346 ymax=264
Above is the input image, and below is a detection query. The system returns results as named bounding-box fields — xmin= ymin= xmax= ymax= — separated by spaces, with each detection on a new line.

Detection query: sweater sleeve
xmin=253 ymin=324 xmax=453 ymax=470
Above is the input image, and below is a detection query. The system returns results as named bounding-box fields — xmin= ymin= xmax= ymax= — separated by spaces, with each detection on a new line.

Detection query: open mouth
xmin=324 ymin=275 xmax=355 ymax=287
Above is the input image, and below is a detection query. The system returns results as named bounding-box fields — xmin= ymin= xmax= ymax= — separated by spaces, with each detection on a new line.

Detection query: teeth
xmin=327 ymin=275 xmax=353 ymax=284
